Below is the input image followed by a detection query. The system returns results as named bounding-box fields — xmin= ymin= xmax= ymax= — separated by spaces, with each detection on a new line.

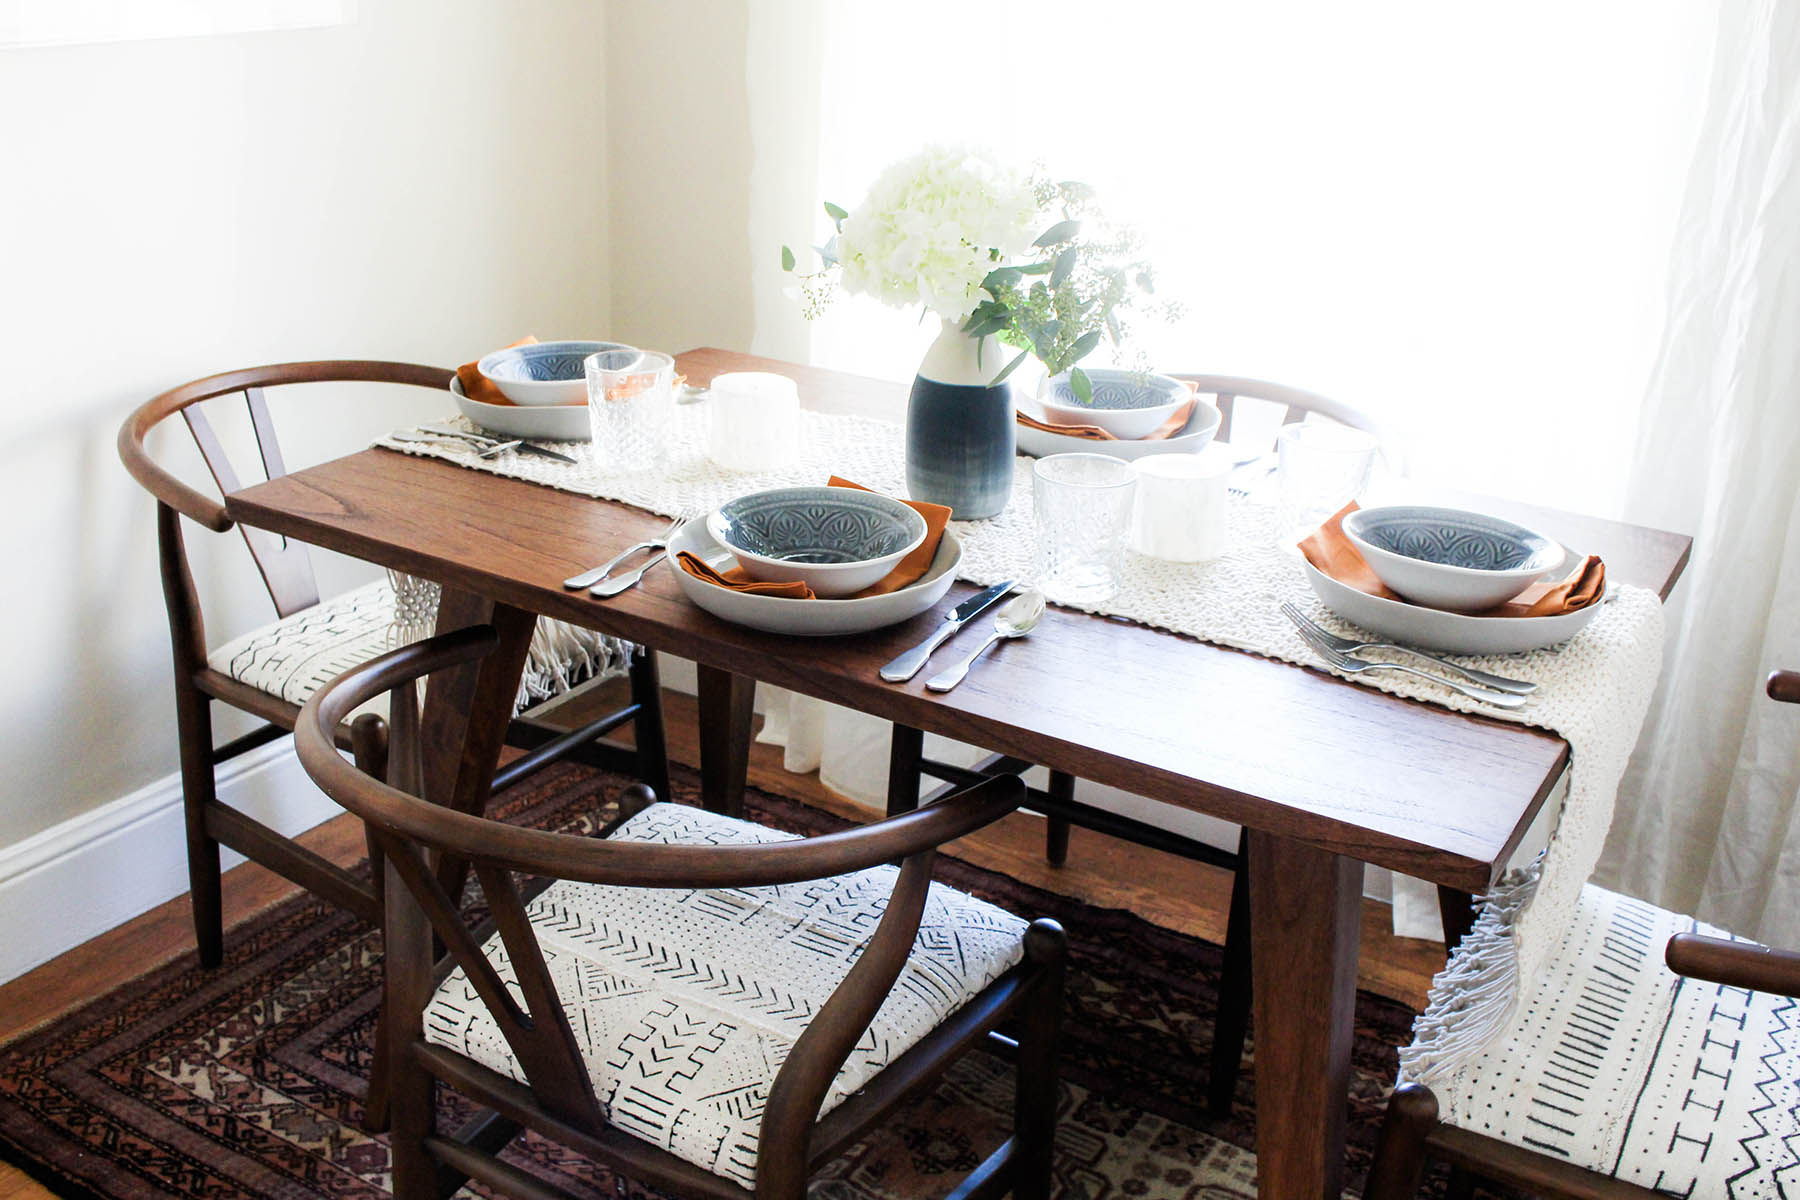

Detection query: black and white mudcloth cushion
xmin=1400 ymin=882 xmax=1800 ymax=1194
xmin=422 ymin=803 xmax=1029 ymax=1188
xmin=205 ymin=580 xmax=629 ymax=715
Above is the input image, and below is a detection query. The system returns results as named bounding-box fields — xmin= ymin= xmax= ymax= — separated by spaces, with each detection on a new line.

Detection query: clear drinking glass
xmin=1276 ymin=422 xmax=1378 ymax=543
xmin=1033 ymin=452 xmax=1138 ymax=604
xmin=586 ymin=349 xmax=675 ymax=472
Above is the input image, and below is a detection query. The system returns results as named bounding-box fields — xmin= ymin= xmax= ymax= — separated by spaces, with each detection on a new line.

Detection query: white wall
xmin=0 ymin=0 xmax=612 ymax=848
xmin=602 ymin=0 xmax=820 ymax=362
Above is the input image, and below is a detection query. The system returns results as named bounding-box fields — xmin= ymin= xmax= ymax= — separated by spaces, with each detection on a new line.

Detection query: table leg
xmin=1438 ymin=885 xmax=1477 ymax=952
xmin=1246 ymin=829 xmax=1363 ymax=1200
xmin=696 ymin=665 xmax=754 ymax=817
xmin=886 ymin=724 xmax=924 ymax=817
xmin=417 ymin=588 xmax=535 ymax=901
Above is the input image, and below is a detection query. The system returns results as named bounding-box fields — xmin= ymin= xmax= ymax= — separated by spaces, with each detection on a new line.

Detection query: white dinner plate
xmin=1014 ymin=395 xmax=1221 ymax=461
xmin=450 ymin=376 xmax=591 ymax=441
xmin=665 ymin=519 xmax=963 ymax=637
xmin=1301 ymin=559 xmax=1605 ymax=655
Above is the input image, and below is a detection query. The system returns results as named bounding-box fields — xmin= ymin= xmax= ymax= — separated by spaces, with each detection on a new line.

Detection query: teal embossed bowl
xmin=477 ymin=340 xmax=632 ymax=406
xmin=706 ymin=487 xmax=927 ymax=597
xmin=1343 ymin=505 xmax=1563 ymax=612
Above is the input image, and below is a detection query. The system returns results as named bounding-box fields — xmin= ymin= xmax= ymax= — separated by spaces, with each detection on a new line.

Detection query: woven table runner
xmin=373 ymin=405 xmax=1665 ymax=1080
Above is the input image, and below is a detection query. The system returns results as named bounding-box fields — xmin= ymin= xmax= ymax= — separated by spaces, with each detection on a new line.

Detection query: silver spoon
xmin=925 ymin=589 xmax=1046 ymax=692
xmin=390 ymin=430 xmax=521 ymax=458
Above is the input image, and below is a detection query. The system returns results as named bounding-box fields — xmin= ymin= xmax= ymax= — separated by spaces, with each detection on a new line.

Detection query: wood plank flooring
xmin=0 ymin=679 xmax=1443 ymax=1198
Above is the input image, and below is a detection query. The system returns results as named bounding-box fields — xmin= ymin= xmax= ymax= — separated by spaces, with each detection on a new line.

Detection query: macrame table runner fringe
xmin=372 ymin=404 xmax=1664 ymax=1079
xmin=383 ymin=571 xmax=630 ymax=712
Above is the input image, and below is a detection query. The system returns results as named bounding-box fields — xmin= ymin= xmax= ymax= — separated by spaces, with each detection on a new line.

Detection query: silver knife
xmin=879 ymin=580 xmax=1018 ymax=682
xmin=420 ymin=423 xmax=578 ymax=465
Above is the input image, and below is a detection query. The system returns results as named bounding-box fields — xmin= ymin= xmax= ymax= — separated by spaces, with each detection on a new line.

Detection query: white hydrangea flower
xmin=836 ymin=145 xmax=1040 ymax=324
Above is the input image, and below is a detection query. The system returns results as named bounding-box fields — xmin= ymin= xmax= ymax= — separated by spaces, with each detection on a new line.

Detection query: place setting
xmin=661 ymin=480 xmax=968 ymax=638
xmin=1014 ymin=367 xmax=1223 ymax=460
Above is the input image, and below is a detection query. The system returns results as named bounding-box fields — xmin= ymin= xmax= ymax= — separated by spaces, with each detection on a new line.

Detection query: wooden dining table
xmin=227 ymin=347 xmax=1690 ymax=1199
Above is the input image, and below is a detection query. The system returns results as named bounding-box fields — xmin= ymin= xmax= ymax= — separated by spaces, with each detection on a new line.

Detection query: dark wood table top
xmin=228 ymin=348 xmax=1691 ymax=894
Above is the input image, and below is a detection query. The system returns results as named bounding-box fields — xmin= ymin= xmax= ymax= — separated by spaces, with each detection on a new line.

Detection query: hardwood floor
xmin=0 ymin=679 xmax=1444 ymax=1197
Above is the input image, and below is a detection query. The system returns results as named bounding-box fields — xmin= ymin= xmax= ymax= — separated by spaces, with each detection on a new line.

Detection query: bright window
xmin=805 ymin=1 xmax=1716 ymax=518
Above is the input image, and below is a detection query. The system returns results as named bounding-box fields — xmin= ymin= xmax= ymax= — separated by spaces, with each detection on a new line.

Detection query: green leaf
xmin=1070 ymin=366 xmax=1093 ymax=403
xmin=823 ymin=201 xmax=848 ymax=227
xmin=816 ymin=235 xmax=838 ymax=267
xmin=1049 ymin=246 xmax=1078 ymax=289
xmin=1016 ymin=260 xmax=1054 ymax=275
xmin=780 ymin=245 xmax=796 ymax=272
xmin=981 ymin=266 xmax=1023 ymax=295
xmin=991 ymin=348 xmax=1032 ymax=385
xmin=1033 ymin=219 xmax=1082 ymax=247
xmin=1071 ymin=330 xmax=1103 ymax=361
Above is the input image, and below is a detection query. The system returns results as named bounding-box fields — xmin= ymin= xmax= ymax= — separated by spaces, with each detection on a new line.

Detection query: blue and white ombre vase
xmin=905 ymin=323 xmax=1016 ymax=520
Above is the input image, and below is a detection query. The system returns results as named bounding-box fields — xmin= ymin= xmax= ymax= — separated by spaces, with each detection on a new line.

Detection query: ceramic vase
xmin=905 ymin=323 xmax=1016 ymax=519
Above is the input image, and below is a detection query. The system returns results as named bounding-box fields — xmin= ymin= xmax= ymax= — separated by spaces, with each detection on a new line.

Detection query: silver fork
xmin=563 ymin=516 xmax=684 ymax=590
xmin=1291 ymin=622 xmax=1529 ymax=709
xmin=1226 ymin=455 xmax=1275 ymax=497
xmin=1280 ymin=602 xmax=1537 ymax=695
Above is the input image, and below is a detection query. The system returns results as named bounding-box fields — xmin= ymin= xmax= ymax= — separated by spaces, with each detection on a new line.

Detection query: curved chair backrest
xmin=1171 ymin=373 xmax=1404 ymax=473
xmin=294 ymin=626 xmax=1026 ymax=1170
xmin=118 ymin=360 xmax=452 ymax=617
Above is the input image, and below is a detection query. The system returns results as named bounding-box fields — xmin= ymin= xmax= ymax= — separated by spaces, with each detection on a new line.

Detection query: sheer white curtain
xmin=756 ymin=2 xmax=1724 ymax=914
xmin=1597 ymin=0 xmax=1800 ymax=942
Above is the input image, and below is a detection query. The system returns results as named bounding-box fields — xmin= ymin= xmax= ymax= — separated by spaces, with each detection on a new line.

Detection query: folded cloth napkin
xmin=1298 ymin=502 xmax=1606 ymax=618
xmin=674 ymin=554 xmax=814 ymax=597
xmin=456 ymin=335 xmax=539 ymax=406
xmin=678 ymin=477 xmax=952 ymax=601
xmin=1015 ymin=395 xmax=1197 ymax=442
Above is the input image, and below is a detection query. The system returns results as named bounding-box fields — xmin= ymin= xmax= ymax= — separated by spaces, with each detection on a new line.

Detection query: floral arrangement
xmin=783 ymin=145 xmax=1175 ymax=401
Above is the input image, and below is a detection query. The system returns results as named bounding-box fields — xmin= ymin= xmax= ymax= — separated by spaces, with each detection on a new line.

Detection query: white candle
xmin=1129 ymin=446 xmax=1234 ymax=562
xmin=706 ymin=371 xmax=801 ymax=472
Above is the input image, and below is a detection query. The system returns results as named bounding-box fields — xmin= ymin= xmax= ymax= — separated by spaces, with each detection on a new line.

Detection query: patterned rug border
xmin=0 ymin=762 xmax=1424 ymax=1198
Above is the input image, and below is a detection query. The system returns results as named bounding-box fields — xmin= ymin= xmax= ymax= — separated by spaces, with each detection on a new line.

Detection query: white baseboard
xmin=0 ymin=738 xmax=339 ymax=985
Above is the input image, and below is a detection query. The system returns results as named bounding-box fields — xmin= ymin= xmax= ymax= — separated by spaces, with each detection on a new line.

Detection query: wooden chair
xmin=117 ymin=361 xmax=672 ymax=969
xmin=888 ymin=373 xmax=1397 ymax=1117
xmin=1362 ymin=669 xmax=1800 ymax=1198
xmin=295 ymin=625 xmax=1067 ymax=1200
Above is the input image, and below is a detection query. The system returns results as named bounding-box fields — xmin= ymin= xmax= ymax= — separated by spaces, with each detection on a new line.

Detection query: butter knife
xmin=420 ymin=423 xmax=578 ymax=465
xmin=879 ymin=580 xmax=1018 ymax=683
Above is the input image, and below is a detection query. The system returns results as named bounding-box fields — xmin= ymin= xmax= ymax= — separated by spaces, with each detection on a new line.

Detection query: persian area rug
xmin=0 ymin=763 xmax=1430 ymax=1199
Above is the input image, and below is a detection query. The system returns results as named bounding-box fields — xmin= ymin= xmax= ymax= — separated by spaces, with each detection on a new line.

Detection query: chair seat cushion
xmin=1407 ymin=882 xmax=1800 ymax=1193
xmin=423 ymin=803 xmax=1029 ymax=1188
xmin=206 ymin=581 xmax=627 ymax=715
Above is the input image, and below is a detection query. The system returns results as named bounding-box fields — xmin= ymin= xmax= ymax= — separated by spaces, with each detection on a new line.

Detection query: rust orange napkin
xmin=678 ymin=477 xmax=952 ymax=601
xmin=674 ymin=553 xmax=814 ymax=597
xmin=1015 ymin=396 xmax=1196 ymax=442
xmin=456 ymin=335 xmax=538 ymax=406
xmin=1297 ymin=502 xmax=1606 ymax=618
